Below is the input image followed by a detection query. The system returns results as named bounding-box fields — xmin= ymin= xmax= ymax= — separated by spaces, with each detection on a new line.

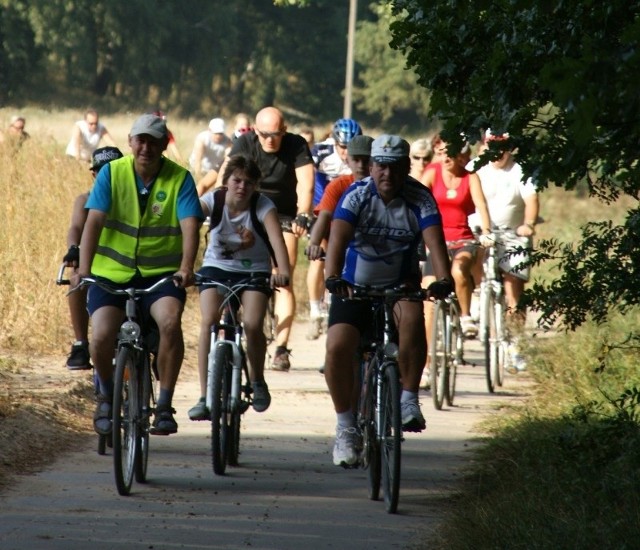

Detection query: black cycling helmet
xmin=332 ymin=118 xmax=362 ymax=146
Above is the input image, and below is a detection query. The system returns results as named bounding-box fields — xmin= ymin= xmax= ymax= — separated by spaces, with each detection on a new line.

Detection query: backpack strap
xmin=208 ymin=187 xmax=227 ymax=231
xmin=250 ymin=193 xmax=278 ymax=267
xmin=208 ymin=188 xmax=278 ymax=267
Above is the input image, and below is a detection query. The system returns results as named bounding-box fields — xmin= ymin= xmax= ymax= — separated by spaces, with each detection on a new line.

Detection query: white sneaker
xmin=332 ymin=426 xmax=359 ymax=467
xmin=470 ymin=289 xmax=481 ymax=323
xmin=420 ymin=369 xmax=431 ymax=391
xmin=460 ymin=316 xmax=478 ymax=339
xmin=401 ymin=400 xmax=426 ymax=432
xmin=508 ymin=343 xmax=527 ymax=373
xmin=306 ymin=316 xmax=323 ymax=340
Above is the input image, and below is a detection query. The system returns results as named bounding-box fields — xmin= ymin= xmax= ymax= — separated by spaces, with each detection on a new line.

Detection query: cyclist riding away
xmin=75 ymin=113 xmax=203 ymax=437
xmin=323 ymin=134 xmax=453 ymax=467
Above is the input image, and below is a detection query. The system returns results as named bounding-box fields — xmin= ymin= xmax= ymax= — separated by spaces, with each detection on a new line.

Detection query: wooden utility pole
xmin=343 ymin=0 xmax=357 ymax=119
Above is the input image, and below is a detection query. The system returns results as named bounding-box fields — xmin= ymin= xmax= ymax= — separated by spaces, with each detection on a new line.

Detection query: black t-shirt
xmin=229 ymin=131 xmax=312 ymax=217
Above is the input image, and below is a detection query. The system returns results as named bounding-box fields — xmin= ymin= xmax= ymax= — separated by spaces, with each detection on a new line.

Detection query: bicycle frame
xmin=69 ymin=274 xmax=175 ymax=495
xmin=195 ymin=274 xmax=271 ymax=474
xmin=352 ymin=284 xmax=427 ymax=514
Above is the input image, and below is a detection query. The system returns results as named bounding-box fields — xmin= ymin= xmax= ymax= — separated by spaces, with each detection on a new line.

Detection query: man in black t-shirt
xmin=227 ymin=106 xmax=314 ymax=371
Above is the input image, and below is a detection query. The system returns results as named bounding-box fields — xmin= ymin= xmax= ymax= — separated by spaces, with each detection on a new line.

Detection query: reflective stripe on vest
xmin=91 ymin=156 xmax=186 ymax=283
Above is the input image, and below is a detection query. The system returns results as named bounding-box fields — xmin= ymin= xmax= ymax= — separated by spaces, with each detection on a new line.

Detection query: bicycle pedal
xmin=239 ymin=401 xmax=251 ymax=414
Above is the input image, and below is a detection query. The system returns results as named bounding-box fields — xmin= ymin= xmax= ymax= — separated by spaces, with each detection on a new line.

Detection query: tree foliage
xmin=390 ymin=0 xmax=640 ymax=329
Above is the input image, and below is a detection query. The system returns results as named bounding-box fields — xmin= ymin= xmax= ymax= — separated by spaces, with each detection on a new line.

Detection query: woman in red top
xmin=421 ymin=139 xmax=492 ymax=337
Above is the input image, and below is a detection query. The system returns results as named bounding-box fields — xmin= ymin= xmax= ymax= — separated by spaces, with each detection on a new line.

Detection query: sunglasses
xmin=412 ymin=155 xmax=429 ymax=161
xmin=256 ymin=129 xmax=285 ymax=139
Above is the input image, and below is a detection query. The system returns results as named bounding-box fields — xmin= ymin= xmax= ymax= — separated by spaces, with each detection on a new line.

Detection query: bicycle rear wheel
xmin=380 ymin=361 xmax=402 ymax=514
xmin=113 ymin=346 xmax=138 ymax=496
xmin=210 ymin=344 xmax=233 ymax=475
xmin=135 ymin=352 xmax=153 ymax=483
xmin=446 ymin=303 xmax=462 ymax=406
xmin=430 ymin=300 xmax=448 ymax=410
xmin=362 ymin=355 xmax=380 ymax=501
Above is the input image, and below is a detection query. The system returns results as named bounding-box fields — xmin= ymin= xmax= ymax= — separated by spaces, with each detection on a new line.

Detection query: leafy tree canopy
xmin=391 ymin=0 xmax=640 ymax=329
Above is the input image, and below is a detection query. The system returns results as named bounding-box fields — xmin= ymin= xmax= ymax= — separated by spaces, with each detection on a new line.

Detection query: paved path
xmin=0 ymin=321 xmax=531 ymax=550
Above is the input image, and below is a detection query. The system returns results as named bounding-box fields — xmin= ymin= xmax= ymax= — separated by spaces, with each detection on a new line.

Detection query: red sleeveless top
xmin=430 ymin=163 xmax=475 ymax=243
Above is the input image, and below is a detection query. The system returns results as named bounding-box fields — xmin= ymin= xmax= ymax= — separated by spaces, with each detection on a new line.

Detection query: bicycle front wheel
xmin=494 ymin=295 xmax=506 ymax=387
xmin=113 ymin=346 xmax=138 ymax=496
xmin=210 ymin=344 xmax=233 ymax=475
xmin=446 ymin=303 xmax=462 ymax=406
xmin=135 ymin=352 xmax=153 ymax=483
xmin=380 ymin=361 xmax=402 ymax=514
xmin=482 ymin=290 xmax=499 ymax=393
xmin=430 ymin=300 xmax=448 ymax=410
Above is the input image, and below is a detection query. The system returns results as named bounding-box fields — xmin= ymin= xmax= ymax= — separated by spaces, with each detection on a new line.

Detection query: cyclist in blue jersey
xmin=306 ymin=118 xmax=362 ymax=340
xmin=323 ymin=134 xmax=453 ymax=467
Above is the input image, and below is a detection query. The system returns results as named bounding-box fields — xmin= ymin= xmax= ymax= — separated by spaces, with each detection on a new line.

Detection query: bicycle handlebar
xmin=66 ymin=274 xmax=180 ymax=296
xmin=194 ymin=273 xmax=271 ymax=290
xmin=351 ymin=284 xmax=428 ymax=302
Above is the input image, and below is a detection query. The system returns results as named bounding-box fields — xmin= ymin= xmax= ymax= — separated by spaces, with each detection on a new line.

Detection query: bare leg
xmin=324 ymin=323 xmax=360 ymax=414
xmin=274 ymin=231 xmax=298 ymax=349
xmin=89 ymin=305 xmax=124 ymax=390
xmin=68 ymin=287 xmax=89 ymax=341
xmin=241 ymin=291 xmax=269 ymax=381
xmin=149 ymin=296 xmax=185 ymax=393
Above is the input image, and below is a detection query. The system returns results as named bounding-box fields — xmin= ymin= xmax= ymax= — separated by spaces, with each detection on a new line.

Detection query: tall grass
xmin=0 ymin=107 xmax=312 ymax=355
xmin=423 ymin=185 xmax=640 ymax=549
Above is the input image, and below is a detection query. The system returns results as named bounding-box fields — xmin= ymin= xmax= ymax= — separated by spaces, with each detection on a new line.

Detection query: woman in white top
xmin=189 ymin=155 xmax=290 ymax=421
xmin=65 ymin=109 xmax=115 ymax=162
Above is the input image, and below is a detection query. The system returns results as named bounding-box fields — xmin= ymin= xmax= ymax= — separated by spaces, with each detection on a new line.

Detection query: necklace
xmin=443 ymin=173 xmax=460 ymax=199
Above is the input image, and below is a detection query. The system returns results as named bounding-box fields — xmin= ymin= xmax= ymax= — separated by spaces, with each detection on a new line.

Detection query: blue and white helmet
xmin=332 ymin=118 xmax=362 ymax=146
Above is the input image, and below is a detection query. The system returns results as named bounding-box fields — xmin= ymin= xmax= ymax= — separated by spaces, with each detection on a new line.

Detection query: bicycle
xmin=429 ymin=290 xmax=463 ymax=410
xmin=195 ymin=273 xmax=272 ymax=475
xmin=351 ymin=284 xmax=428 ymax=514
xmin=479 ymin=228 xmax=519 ymax=393
xmin=70 ymin=274 xmax=177 ymax=495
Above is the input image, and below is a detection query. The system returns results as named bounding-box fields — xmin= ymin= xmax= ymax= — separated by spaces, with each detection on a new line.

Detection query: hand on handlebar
xmin=292 ymin=213 xmax=311 ymax=237
xmin=325 ymin=276 xmax=352 ymax=298
xmin=62 ymin=245 xmax=80 ymax=267
xmin=479 ymin=233 xmax=495 ymax=248
xmin=173 ymin=269 xmax=193 ymax=288
xmin=271 ymin=272 xmax=290 ymax=288
xmin=305 ymin=243 xmax=325 ymax=261
xmin=426 ymin=278 xmax=454 ymax=300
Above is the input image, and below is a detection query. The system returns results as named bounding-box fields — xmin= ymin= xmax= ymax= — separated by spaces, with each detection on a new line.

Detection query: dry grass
xmin=0 ymin=107 xmax=312 ymax=355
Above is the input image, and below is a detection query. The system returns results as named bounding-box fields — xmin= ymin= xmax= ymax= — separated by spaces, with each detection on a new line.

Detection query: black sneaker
xmin=150 ymin=404 xmax=178 ymax=435
xmin=67 ymin=341 xmax=91 ymax=371
xmin=271 ymin=346 xmax=291 ymax=372
xmin=252 ymin=381 xmax=271 ymax=412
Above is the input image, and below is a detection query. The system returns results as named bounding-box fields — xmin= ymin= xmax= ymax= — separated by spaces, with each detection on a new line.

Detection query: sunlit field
xmin=0 ymin=107 xmax=312 ymax=354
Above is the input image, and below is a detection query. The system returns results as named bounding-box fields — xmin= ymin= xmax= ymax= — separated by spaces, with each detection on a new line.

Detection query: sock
xmin=310 ymin=300 xmax=322 ymax=318
xmin=157 ymin=388 xmax=174 ymax=407
xmin=99 ymin=377 xmax=113 ymax=398
xmin=401 ymin=390 xmax=418 ymax=404
xmin=336 ymin=410 xmax=356 ymax=429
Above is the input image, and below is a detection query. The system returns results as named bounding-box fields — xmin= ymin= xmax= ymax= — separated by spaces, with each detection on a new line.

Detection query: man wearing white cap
xmin=323 ymin=134 xmax=453 ymax=467
xmin=76 ymin=113 xmax=203 ymax=437
xmin=189 ymin=117 xmax=232 ymax=195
